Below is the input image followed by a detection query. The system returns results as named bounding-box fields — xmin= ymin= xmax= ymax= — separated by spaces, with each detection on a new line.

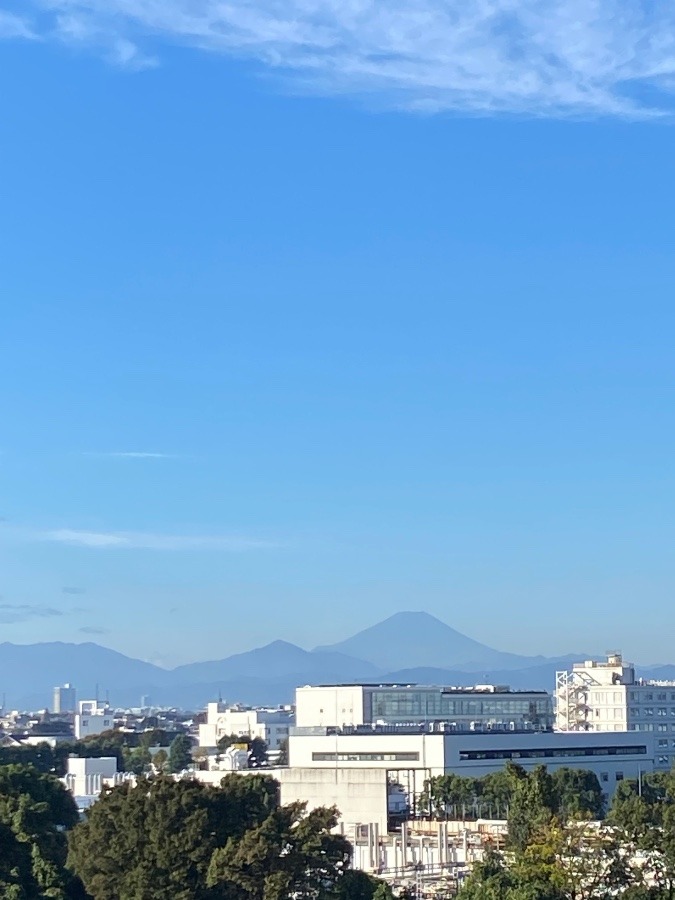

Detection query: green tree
xmin=0 ymin=764 xmax=84 ymax=899
xmin=207 ymin=802 xmax=350 ymax=900
xmin=459 ymin=822 xmax=630 ymax=900
xmin=0 ymin=742 xmax=70 ymax=777
xmin=249 ymin=737 xmax=268 ymax=768
xmin=68 ymin=774 xmax=278 ymax=900
xmin=551 ymin=768 xmax=604 ymax=821
xmin=334 ymin=869 xmax=382 ymax=899
xmin=482 ymin=768 xmax=516 ymax=818
xmin=152 ymin=749 xmax=169 ymax=773
xmin=607 ymin=770 xmax=675 ymax=898
xmin=372 ymin=884 xmax=396 ymax=900
xmin=458 ymin=849 xmax=525 ymax=900
xmin=122 ymin=746 xmax=151 ymax=776
xmin=507 ymin=766 xmax=557 ymax=852
xmin=216 ymin=734 xmax=240 ymax=754
xmin=168 ymin=734 xmax=193 ymax=773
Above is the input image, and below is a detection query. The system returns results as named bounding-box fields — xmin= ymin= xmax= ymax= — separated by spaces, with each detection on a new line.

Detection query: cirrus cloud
xmin=0 ymin=10 xmax=37 ymax=40
xmin=10 ymin=0 xmax=675 ymax=117
xmin=42 ymin=528 xmax=277 ymax=551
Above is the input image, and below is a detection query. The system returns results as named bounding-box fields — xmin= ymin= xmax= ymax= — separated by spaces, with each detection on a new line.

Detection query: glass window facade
xmin=312 ymin=752 xmax=420 ymax=762
xmin=459 ymin=744 xmax=648 ymax=761
xmin=368 ymin=689 xmax=552 ymax=726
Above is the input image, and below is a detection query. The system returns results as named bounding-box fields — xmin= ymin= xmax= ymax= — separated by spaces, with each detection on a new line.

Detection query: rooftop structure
xmin=296 ymin=683 xmax=553 ymax=732
xmin=75 ymin=700 xmax=114 ymax=740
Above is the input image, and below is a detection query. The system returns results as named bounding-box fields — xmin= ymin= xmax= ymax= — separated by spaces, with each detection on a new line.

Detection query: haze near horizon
xmin=2 ymin=2 xmax=675 ymax=667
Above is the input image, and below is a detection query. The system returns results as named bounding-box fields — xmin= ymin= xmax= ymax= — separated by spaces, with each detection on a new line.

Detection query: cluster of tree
xmin=0 ymin=730 xmax=194 ymax=779
xmin=424 ymin=762 xmax=605 ymax=822
xmin=458 ymin=765 xmax=675 ymax=900
xmin=0 ymin=763 xmax=407 ymax=899
xmin=0 ymin=764 xmax=85 ymax=898
xmin=605 ymin=769 xmax=675 ymax=896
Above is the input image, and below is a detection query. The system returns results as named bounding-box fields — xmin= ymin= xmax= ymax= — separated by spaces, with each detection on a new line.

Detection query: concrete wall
xmin=75 ymin=713 xmax=114 ymax=740
xmin=188 ymin=766 xmax=390 ymax=831
xmin=295 ymin=686 xmax=365 ymax=728
xmin=277 ymin=767 xmax=390 ymax=832
xmin=288 ymin=729 xmax=656 ymax=799
xmin=290 ymin=731 xmax=446 ymax=773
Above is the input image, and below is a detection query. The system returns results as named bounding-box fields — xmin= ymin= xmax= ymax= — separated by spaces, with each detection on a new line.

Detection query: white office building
xmin=199 ymin=703 xmax=292 ymax=750
xmin=53 ymin=683 xmax=77 ymax=714
xmin=288 ymin=726 xmax=654 ymax=805
xmin=74 ymin=700 xmax=114 ymax=740
xmin=296 ymin=683 xmax=553 ymax=731
xmin=63 ymin=756 xmax=135 ymax=812
xmin=555 ymin=654 xmax=675 ymax=770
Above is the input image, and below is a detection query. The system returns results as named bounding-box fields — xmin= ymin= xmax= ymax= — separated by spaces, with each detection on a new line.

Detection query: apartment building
xmin=555 ymin=654 xmax=675 ymax=770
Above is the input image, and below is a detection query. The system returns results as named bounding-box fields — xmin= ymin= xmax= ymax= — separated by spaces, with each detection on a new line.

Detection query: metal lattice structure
xmin=555 ymin=668 xmax=599 ymax=731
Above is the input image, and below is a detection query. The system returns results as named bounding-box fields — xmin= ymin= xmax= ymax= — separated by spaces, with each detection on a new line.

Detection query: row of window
xmin=312 ymin=752 xmax=420 ymax=762
xmin=629 ymin=708 xmax=675 ymax=717
xmin=628 ymin=724 xmax=675 ymax=732
xmin=629 ymin=692 xmax=675 ymax=702
xmin=369 ymin=691 xmax=551 ymax=721
xmin=458 ymin=745 xmax=648 ymax=761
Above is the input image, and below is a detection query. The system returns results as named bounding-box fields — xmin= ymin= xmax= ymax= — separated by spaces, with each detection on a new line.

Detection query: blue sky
xmin=2 ymin=2 xmax=675 ymax=667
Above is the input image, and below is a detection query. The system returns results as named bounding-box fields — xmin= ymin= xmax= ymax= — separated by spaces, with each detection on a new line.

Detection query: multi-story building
xmin=288 ymin=725 xmax=654 ymax=806
xmin=296 ymin=683 xmax=553 ymax=731
xmin=74 ymin=700 xmax=114 ymax=740
xmin=555 ymin=654 xmax=675 ymax=770
xmin=198 ymin=703 xmax=292 ymax=750
xmin=53 ymin=683 xmax=76 ymax=714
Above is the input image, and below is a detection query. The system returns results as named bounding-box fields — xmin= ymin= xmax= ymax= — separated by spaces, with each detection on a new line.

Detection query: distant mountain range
xmin=1 ymin=611 xmax=672 ymax=710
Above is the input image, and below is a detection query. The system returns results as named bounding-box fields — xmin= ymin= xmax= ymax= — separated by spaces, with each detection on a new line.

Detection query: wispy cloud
xmin=0 ymin=10 xmax=37 ymax=40
xmin=0 ymin=603 xmax=62 ymax=624
xmin=50 ymin=8 xmax=158 ymax=70
xmin=79 ymin=625 xmax=110 ymax=635
xmin=13 ymin=0 xmax=675 ymax=116
xmin=41 ymin=528 xmax=277 ymax=551
xmin=62 ymin=586 xmax=86 ymax=595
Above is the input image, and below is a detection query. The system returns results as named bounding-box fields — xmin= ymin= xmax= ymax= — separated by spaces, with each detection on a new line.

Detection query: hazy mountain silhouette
xmin=313 ymin=611 xmax=545 ymax=671
xmin=168 ymin=640 xmax=379 ymax=684
xmin=0 ymin=641 xmax=165 ymax=708
xmin=0 ymin=613 xmax=666 ymax=710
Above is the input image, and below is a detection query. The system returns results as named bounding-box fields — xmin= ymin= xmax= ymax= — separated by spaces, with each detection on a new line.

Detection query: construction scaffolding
xmin=554 ymin=669 xmax=598 ymax=731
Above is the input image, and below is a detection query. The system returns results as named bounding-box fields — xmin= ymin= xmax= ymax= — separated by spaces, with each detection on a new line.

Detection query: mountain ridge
xmin=0 ymin=612 xmax=666 ymax=710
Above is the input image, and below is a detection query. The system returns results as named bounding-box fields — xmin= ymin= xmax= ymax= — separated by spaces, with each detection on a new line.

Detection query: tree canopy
xmin=0 ymin=764 xmax=84 ymax=899
xmin=424 ymin=763 xmax=604 ymax=828
xmin=68 ymin=774 xmax=279 ymax=900
xmin=207 ymin=803 xmax=350 ymax=899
